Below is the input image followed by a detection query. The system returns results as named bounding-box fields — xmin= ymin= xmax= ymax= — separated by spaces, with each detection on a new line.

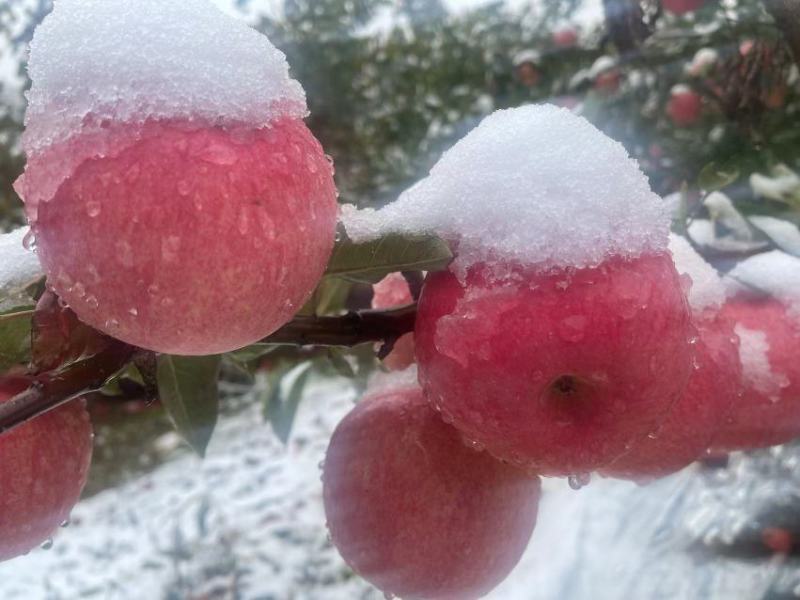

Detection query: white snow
xmin=749 ymin=216 xmax=800 ymax=257
xmin=725 ymin=250 xmax=800 ymax=325
xmin=22 ymin=0 xmax=305 ymax=157
xmin=686 ymin=47 xmax=719 ymax=77
xmin=0 ymin=227 xmax=43 ymax=298
xmin=734 ymin=324 xmax=789 ymax=401
xmin=342 ymin=105 xmax=670 ymax=277
xmin=669 ymin=234 xmax=725 ymax=313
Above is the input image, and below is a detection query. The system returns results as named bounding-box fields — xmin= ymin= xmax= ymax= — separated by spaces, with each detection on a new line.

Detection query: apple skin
xmin=711 ymin=295 xmax=800 ymax=451
xmin=663 ymin=0 xmax=705 ymax=15
xmin=323 ymin=383 xmax=541 ymax=600
xmin=553 ymin=27 xmax=578 ymax=48
xmin=372 ymin=273 xmax=415 ymax=371
xmin=0 ymin=377 xmax=93 ymax=562
xmin=415 ymin=253 xmax=695 ymax=476
xmin=601 ymin=312 xmax=741 ymax=482
xmin=667 ymin=89 xmax=702 ymax=127
xmin=594 ymin=69 xmax=621 ymax=94
xmin=32 ymin=117 xmax=338 ymax=355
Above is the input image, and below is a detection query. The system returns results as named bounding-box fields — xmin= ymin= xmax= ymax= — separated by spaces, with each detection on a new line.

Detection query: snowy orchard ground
xmin=1 ymin=374 xmax=799 ymax=600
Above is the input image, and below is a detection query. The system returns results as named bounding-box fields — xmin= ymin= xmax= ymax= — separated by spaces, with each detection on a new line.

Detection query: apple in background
xmin=553 ymin=26 xmax=578 ymax=49
xmin=601 ymin=313 xmax=741 ymax=482
xmin=29 ymin=118 xmax=338 ymax=355
xmin=0 ymin=377 xmax=93 ymax=562
xmin=711 ymin=295 xmax=800 ymax=451
xmin=667 ymin=86 xmax=702 ymax=126
xmin=323 ymin=381 xmax=541 ymax=599
xmin=663 ymin=0 xmax=706 ymax=15
xmin=371 ymin=273 xmax=416 ymax=371
xmin=415 ymin=253 xmax=694 ymax=477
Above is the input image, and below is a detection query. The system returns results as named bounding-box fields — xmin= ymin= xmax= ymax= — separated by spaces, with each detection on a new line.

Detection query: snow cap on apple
xmin=343 ymin=105 xmax=670 ymax=278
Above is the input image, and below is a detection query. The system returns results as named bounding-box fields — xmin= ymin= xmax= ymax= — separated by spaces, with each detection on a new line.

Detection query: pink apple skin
xmin=372 ymin=273 xmax=416 ymax=370
xmin=323 ymin=384 xmax=540 ymax=600
xmin=711 ymin=296 xmax=800 ymax=451
xmin=601 ymin=313 xmax=741 ymax=482
xmin=32 ymin=118 xmax=338 ymax=355
xmin=0 ymin=378 xmax=93 ymax=562
xmin=667 ymin=90 xmax=702 ymax=126
xmin=552 ymin=27 xmax=578 ymax=48
xmin=663 ymin=0 xmax=705 ymax=15
xmin=415 ymin=253 xmax=694 ymax=476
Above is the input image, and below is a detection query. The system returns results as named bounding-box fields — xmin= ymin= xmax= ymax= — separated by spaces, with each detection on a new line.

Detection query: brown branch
xmin=0 ymin=306 xmax=417 ymax=435
xmin=763 ymin=0 xmax=800 ymax=66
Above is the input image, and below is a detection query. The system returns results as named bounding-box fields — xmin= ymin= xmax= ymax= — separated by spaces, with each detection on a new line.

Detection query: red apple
xmin=0 ymin=377 xmax=93 ymax=561
xmin=415 ymin=253 xmax=694 ymax=476
xmin=30 ymin=118 xmax=338 ymax=355
xmin=553 ymin=27 xmax=578 ymax=48
xmin=594 ymin=69 xmax=621 ymax=94
xmin=372 ymin=273 xmax=415 ymax=371
xmin=323 ymin=382 xmax=541 ymax=599
xmin=663 ymin=0 xmax=705 ymax=15
xmin=667 ymin=87 xmax=702 ymax=126
xmin=711 ymin=295 xmax=800 ymax=451
xmin=601 ymin=313 xmax=741 ymax=482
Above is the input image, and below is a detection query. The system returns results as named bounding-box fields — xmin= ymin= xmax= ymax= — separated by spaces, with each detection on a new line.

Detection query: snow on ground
xmin=1 ymin=374 xmax=799 ymax=599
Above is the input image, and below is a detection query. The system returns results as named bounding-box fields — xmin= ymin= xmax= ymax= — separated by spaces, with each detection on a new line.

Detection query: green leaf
xmin=227 ymin=343 xmax=281 ymax=364
xmin=698 ymin=160 xmax=740 ymax=191
xmin=262 ymin=362 xmax=313 ymax=444
xmin=0 ymin=308 xmax=33 ymax=372
xmin=326 ymin=234 xmax=452 ymax=283
xmin=299 ymin=276 xmax=353 ymax=316
xmin=156 ymin=354 xmax=221 ymax=457
xmin=326 ymin=348 xmax=356 ymax=378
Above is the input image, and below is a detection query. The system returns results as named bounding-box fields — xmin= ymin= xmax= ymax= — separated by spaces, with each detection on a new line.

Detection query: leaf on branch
xmin=261 ymin=362 xmax=313 ymax=444
xmin=325 ymin=234 xmax=452 ymax=283
xmin=0 ymin=307 xmax=33 ymax=372
xmin=299 ymin=276 xmax=353 ymax=317
xmin=326 ymin=347 xmax=356 ymax=378
xmin=157 ymin=354 xmax=221 ymax=458
xmin=31 ymin=291 xmax=112 ymax=373
xmin=698 ymin=160 xmax=740 ymax=191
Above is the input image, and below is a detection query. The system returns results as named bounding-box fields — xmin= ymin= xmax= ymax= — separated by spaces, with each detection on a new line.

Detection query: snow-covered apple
xmin=15 ymin=0 xmax=339 ymax=355
xmin=0 ymin=377 xmax=93 ymax=562
xmin=343 ymin=105 xmax=694 ymax=476
xmin=323 ymin=374 xmax=541 ymax=599
xmin=712 ymin=251 xmax=800 ymax=451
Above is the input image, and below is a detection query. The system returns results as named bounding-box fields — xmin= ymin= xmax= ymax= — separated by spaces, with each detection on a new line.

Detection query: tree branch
xmin=763 ymin=0 xmax=800 ymax=66
xmin=0 ymin=306 xmax=417 ymax=435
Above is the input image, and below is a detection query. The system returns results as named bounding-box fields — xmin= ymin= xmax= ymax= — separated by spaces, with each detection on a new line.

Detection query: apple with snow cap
xmin=323 ymin=370 xmax=541 ymax=600
xmin=0 ymin=377 xmax=93 ymax=562
xmin=711 ymin=251 xmax=800 ymax=451
xmin=667 ymin=85 xmax=702 ymax=127
xmin=14 ymin=0 xmax=338 ymax=355
xmin=343 ymin=105 xmax=695 ymax=476
xmin=602 ymin=235 xmax=742 ymax=482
